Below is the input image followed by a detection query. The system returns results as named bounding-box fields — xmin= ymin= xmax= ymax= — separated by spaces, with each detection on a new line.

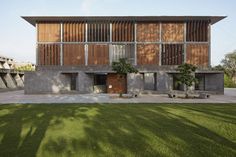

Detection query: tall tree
xmin=176 ymin=63 xmax=198 ymax=98
xmin=221 ymin=50 xmax=236 ymax=83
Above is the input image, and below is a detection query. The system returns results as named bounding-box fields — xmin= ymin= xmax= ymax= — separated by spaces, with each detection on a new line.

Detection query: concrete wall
xmin=77 ymin=72 xmax=93 ymax=93
xmin=13 ymin=74 xmax=24 ymax=87
xmin=24 ymin=71 xmax=71 ymax=94
xmin=156 ymin=71 xmax=172 ymax=93
xmin=205 ymin=73 xmax=224 ymax=94
xmin=127 ymin=73 xmax=144 ymax=94
xmin=4 ymin=73 xmax=17 ymax=88
xmin=0 ymin=76 xmax=7 ymax=88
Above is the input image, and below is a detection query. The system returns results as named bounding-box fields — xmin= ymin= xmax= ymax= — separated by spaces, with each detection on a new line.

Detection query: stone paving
xmin=0 ymin=88 xmax=236 ymax=104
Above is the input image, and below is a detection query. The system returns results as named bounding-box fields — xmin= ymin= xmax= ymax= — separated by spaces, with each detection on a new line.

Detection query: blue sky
xmin=0 ymin=0 xmax=235 ymax=65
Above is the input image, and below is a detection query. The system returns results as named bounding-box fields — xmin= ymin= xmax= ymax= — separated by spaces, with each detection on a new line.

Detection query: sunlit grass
xmin=0 ymin=104 xmax=235 ymax=157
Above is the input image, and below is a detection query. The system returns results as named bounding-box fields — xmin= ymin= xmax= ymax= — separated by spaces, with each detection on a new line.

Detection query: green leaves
xmin=112 ymin=58 xmax=138 ymax=74
xmin=176 ymin=63 xmax=197 ymax=88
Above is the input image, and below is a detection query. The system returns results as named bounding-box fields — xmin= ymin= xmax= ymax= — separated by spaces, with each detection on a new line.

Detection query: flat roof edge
xmin=21 ymin=16 xmax=227 ymax=27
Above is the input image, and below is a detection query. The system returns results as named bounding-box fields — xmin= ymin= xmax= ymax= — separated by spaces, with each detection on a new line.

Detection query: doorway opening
xmin=93 ymin=74 xmax=107 ymax=93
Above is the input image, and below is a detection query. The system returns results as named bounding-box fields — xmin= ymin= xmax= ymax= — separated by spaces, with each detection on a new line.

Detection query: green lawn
xmin=0 ymin=104 xmax=235 ymax=157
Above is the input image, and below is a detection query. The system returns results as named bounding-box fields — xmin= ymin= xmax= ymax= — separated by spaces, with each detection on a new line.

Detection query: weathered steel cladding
xmin=186 ymin=44 xmax=209 ymax=66
xmin=63 ymin=44 xmax=85 ymax=65
xmin=137 ymin=44 xmax=159 ymax=65
xmin=137 ymin=23 xmax=160 ymax=42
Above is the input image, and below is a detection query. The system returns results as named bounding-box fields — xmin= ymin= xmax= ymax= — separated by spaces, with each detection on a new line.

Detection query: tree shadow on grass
xmin=0 ymin=104 xmax=235 ymax=157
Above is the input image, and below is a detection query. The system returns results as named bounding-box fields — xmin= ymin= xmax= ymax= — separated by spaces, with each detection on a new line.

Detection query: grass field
xmin=0 ymin=103 xmax=235 ymax=157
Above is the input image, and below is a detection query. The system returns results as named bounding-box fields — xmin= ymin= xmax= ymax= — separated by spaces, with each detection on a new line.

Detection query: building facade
xmin=22 ymin=16 xmax=225 ymax=94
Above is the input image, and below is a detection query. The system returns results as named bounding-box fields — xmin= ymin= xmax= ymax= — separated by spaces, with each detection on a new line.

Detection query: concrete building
xmin=22 ymin=16 xmax=226 ymax=94
xmin=0 ymin=55 xmax=26 ymax=90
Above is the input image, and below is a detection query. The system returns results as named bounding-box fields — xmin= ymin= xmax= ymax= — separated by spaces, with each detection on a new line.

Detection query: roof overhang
xmin=22 ymin=16 xmax=227 ymax=27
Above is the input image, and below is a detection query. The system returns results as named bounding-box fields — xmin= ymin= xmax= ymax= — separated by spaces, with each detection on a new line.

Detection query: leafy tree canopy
xmin=176 ymin=63 xmax=197 ymax=88
xmin=112 ymin=58 xmax=138 ymax=74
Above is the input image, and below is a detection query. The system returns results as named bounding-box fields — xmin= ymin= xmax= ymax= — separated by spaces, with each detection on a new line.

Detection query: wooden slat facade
xmin=112 ymin=21 xmax=134 ymax=42
xmin=161 ymin=23 xmax=184 ymax=42
xmin=137 ymin=44 xmax=159 ymax=65
xmin=186 ymin=44 xmax=209 ymax=66
xmin=87 ymin=22 xmax=110 ymax=42
xmin=137 ymin=23 xmax=160 ymax=42
xmin=38 ymin=44 xmax=60 ymax=65
xmin=63 ymin=22 xmax=85 ymax=42
xmin=186 ymin=21 xmax=209 ymax=42
xmin=63 ymin=44 xmax=85 ymax=65
xmin=161 ymin=44 xmax=184 ymax=65
xmin=88 ymin=44 xmax=109 ymax=65
xmin=38 ymin=23 xmax=61 ymax=42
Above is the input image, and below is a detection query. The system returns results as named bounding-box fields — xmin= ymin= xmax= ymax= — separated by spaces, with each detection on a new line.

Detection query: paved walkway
xmin=0 ymin=88 xmax=236 ymax=104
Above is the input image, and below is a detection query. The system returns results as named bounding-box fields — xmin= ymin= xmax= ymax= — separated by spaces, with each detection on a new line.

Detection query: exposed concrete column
xmin=0 ymin=76 xmax=7 ymax=88
xmin=127 ymin=73 xmax=144 ymax=94
xmin=0 ymin=62 xmax=4 ymax=68
xmin=2 ymin=61 xmax=10 ymax=69
xmin=78 ymin=72 xmax=93 ymax=93
xmin=20 ymin=75 xmax=24 ymax=82
xmin=134 ymin=22 xmax=137 ymax=65
xmin=14 ymin=74 xmax=24 ymax=87
xmin=3 ymin=73 xmax=17 ymax=88
xmin=156 ymin=71 xmax=172 ymax=93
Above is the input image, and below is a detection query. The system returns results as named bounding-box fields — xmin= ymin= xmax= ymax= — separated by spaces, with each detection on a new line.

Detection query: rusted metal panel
xmin=107 ymin=73 xmax=127 ymax=93
xmin=161 ymin=23 xmax=184 ymax=42
xmin=186 ymin=44 xmax=209 ymax=66
xmin=63 ymin=44 xmax=85 ymax=65
xmin=137 ymin=23 xmax=160 ymax=42
xmin=137 ymin=44 xmax=159 ymax=65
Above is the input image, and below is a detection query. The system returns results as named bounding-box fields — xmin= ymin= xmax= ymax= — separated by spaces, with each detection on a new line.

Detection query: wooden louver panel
xmin=88 ymin=44 xmax=109 ymax=65
xmin=186 ymin=44 xmax=209 ymax=66
xmin=63 ymin=44 xmax=85 ymax=65
xmin=38 ymin=44 xmax=60 ymax=65
xmin=186 ymin=20 xmax=209 ymax=42
xmin=38 ymin=23 xmax=60 ymax=42
xmin=87 ymin=22 xmax=110 ymax=42
xmin=137 ymin=44 xmax=159 ymax=65
xmin=63 ymin=22 xmax=85 ymax=42
xmin=112 ymin=21 xmax=134 ymax=42
xmin=137 ymin=23 xmax=160 ymax=42
xmin=162 ymin=23 xmax=184 ymax=42
xmin=161 ymin=44 xmax=184 ymax=65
